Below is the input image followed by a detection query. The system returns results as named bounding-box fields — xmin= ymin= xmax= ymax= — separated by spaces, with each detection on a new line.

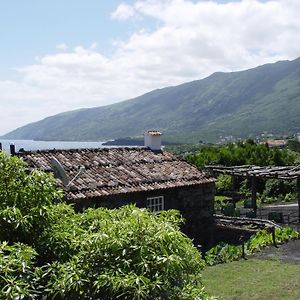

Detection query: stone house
xmin=18 ymin=131 xmax=215 ymax=245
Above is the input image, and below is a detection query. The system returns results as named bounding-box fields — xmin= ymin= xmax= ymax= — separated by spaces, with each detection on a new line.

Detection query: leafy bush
xmin=243 ymin=198 xmax=252 ymax=208
xmin=214 ymin=196 xmax=231 ymax=211
xmin=0 ymin=242 xmax=41 ymax=299
xmin=221 ymin=203 xmax=240 ymax=217
xmin=262 ymin=179 xmax=296 ymax=200
xmin=205 ymin=243 xmax=242 ymax=266
xmin=283 ymin=192 xmax=295 ymax=203
xmin=205 ymin=227 xmax=299 ymax=266
xmin=41 ymin=206 xmax=211 ymax=299
xmin=0 ymin=152 xmax=214 ymax=299
xmin=215 ymin=175 xmax=232 ymax=194
xmin=287 ymin=139 xmax=300 ymax=152
xmin=239 ymin=179 xmax=250 ymax=195
xmin=186 ymin=140 xmax=297 ymax=168
xmin=0 ymin=152 xmax=63 ymax=245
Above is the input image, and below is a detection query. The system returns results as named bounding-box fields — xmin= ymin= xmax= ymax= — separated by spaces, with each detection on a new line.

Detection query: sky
xmin=1 ymin=0 xmax=300 ymax=135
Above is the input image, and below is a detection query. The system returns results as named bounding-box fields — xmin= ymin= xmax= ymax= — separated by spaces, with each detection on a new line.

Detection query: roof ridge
xmin=19 ymin=146 xmax=149 ymax=155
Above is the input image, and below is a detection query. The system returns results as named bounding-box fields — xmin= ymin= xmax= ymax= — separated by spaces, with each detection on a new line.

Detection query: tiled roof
xmin=19 ymin=147 xmax=214 ymax=200
xmin=266 ymin=139 xmax=287 ymax=147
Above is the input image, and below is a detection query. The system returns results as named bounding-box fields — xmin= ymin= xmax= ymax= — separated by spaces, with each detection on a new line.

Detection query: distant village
xmin=218 ymin=131 xmax=300 ymax=148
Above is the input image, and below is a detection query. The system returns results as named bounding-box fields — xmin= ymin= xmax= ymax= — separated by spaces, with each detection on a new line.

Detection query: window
xmin=147 ymin=196 xmax=164 ymax=212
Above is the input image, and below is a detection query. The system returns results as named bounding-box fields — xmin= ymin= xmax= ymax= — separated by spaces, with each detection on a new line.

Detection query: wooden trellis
xmin=205 ymin=165 xmax=300 ymax=222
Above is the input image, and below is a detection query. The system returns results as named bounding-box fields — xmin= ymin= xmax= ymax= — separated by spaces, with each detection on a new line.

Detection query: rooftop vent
xmin=144 ymin=130 xmax=162 ymax=151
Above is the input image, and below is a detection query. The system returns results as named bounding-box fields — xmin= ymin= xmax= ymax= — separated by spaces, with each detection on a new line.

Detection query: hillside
xmin=3 ymin=57 xmax=300 ymax=142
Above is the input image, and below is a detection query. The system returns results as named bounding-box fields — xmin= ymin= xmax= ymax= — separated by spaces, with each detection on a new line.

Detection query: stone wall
xmin=72 ymin=182 xmax=215 ymax=247
xmin=177 ymin=183 xmax=215 ymax=247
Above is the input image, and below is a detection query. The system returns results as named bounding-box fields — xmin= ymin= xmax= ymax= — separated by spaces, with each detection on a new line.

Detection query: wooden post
xmin=239 ymin=234 xmax=246 ymax=260
xmin=0 ymin=142 xmax=2 ymax=151
xmin=297 ymin=176 xmax=300 ymax=223
xmin=251 ymin=176 xmax=257 ymax=216
xmin=232 ymin=175 xmax=237 ymax=208
xmin=271 ymin=227 xmax=277 ymax=248
xmin=242 ymin=242 xmax=246 ymax=259
xmin=232 ymin=175 xmax=238 ymax=190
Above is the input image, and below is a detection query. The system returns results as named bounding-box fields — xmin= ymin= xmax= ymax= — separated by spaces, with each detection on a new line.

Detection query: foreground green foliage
xmin=0 ymin=242 xmax=41 ymax=299
xmin=203 ymin=258 xmax=300 ymax=300
xmin=0 ymin=152 xmax=212 ymax=299
xmin=0 ymin=152 xmax=63 ymax=244
xmin=205 ymin=227 xmax=299 ymax=266
xmin=41 ymin=206 xmax=210 ymax=299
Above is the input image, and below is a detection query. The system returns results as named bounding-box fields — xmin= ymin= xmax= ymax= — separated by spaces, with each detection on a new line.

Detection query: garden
xmin=185 ymin=140 xmax=300 ymax=222
xmin=1 ymin=143 xmax=300 ymax=299
xmin=0 ymin=152 xmax=213 ymax=299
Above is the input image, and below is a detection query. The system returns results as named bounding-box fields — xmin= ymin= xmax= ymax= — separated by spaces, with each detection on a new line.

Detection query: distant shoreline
xmin=0 ymin=137 xmax=180 ymax=151
xmin=102 ymin=137 xmax=180 ymax=146
xmin=0 ymin=139 xmax=107 ymax=152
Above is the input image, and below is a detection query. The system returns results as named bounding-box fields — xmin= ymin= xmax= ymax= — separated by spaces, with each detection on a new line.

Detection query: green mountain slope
xmin=3 ymin=57 xmax=300 ymax=142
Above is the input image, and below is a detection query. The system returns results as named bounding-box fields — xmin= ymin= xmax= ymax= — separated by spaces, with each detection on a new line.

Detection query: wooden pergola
xmin=205 ymin=165 xmax=300 ymax=221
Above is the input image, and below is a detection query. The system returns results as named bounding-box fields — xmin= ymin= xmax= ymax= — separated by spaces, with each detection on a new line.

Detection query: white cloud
xmin=1 ymin=0 xmax=300 ymax=135
xmin=90 ymin=42 xmax=98 ymax=50
xmin=111 ymin=3 xmax=136 ymax=20
xmin=56 ymin=43 xmax=68 ymax=51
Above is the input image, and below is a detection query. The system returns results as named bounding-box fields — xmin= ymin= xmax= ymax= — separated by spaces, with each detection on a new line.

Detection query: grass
xmin=203 ymin=258 xmax=300 ymax=300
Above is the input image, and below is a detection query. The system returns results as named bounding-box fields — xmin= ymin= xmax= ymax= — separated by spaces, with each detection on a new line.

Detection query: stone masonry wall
xmin=73 ymin=182 xmax=215 ymax=246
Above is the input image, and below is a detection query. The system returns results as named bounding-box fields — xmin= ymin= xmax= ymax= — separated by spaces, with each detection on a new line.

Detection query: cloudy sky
xmin=1 ymin=0 xmax=300 ymax=135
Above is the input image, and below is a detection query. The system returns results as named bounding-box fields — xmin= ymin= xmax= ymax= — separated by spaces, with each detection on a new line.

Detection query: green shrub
xmin=0 ymin=152 xmax=214 ymax=299
xmin=0 ymin=242 xmax=41 ymax=299
xmin=222 ymin=203 xmax=235 ymax=216
xmin=283 ymin=192 xmax=295 ymax=202
xmin=205 ymin=227 xmax=299 ymax=266
xmin=205 ymin=243 xmax=242 ymax=266
xmin=222 ymin=203 xmax=240 ymax=217
xmin=243 ymin=198 xmax=252 ymax=208
xmin=215 ymin=175 xmax=232 ymax=194
xmin=0 ymin=152 xmax=63 ymax=244
xmin=186 ymin=140 xmax=297 ymax=168
xmin=275 ymin=226 xmax=299 ymax=242
xmin=42 ymin=206 xmax=210 ymax=299
xmin=262 ymin=179 xmax=296 ymax=200
xmin=214 ymin=195 xmax=231 ymax=211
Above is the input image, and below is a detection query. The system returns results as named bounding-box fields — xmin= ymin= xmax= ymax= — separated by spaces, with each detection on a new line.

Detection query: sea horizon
xmin=0 ymin=139 xmax=109 ymax=152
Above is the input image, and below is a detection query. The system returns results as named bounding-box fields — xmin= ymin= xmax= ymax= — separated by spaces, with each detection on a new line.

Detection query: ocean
xmin=0 ymin=139 xmax=108 ymax=153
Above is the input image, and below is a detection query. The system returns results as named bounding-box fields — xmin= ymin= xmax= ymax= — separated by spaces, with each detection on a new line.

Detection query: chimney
xmin=144 ymin=130 xmax=162 ymax=151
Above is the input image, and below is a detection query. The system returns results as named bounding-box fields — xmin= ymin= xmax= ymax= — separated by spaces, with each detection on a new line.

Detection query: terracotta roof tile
xmin=18 ymin=147 xmax=214 ymax=201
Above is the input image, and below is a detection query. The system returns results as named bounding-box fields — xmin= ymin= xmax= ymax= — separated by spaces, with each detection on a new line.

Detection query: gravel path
xmin=254 ymin=239 xmax=300 ymax=263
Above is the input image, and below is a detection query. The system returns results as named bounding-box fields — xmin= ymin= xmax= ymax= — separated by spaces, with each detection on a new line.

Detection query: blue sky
xmin=0 ymin=0 xmax=240 ymax=76
xmin=0 ymin=0 xmax=148 ymax=77
xmin=1 ymin=0 xmax=300 ymax=135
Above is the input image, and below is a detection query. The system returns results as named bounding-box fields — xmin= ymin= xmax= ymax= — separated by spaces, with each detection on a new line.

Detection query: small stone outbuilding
xmin=18 ymin=131 xmax=215 ymax=245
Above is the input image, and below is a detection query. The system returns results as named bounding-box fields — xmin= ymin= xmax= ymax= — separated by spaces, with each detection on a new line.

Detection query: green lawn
xmin=203 ymin=258 xmax=300 ymax=300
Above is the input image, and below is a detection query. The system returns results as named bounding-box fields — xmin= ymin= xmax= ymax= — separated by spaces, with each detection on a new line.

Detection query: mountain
xmin=3 ymin=57 xmax=300 ymax=143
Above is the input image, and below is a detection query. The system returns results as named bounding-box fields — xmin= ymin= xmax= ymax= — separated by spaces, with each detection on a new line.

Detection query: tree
xmin=0 ymin=152 xmax=213 ymax=299
xmin=0 ymin=152 xmax=62 ymax=244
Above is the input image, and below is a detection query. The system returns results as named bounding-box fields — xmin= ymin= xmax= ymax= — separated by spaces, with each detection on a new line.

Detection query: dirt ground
xmin=253 ymin=239 xmax=300 ymax=263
